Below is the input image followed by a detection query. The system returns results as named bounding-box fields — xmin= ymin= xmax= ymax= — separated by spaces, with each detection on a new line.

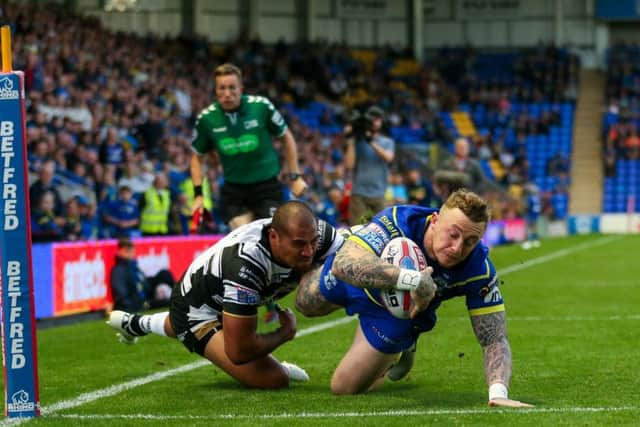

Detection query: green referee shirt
xmin=192 ymin=94 xmax=288 ymax=184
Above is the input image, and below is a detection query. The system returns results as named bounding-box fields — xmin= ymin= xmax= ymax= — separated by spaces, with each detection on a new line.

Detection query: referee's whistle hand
xmin=290 ymin=178 xmax=307 ymax=198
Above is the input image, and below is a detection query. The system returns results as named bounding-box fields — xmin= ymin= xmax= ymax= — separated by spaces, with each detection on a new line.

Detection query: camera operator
xmin=343 ymin=106 xmax=395 ymax=225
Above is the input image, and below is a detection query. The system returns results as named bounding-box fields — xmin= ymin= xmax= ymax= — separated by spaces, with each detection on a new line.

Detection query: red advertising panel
xmin=52 ymin=241 xmax=115 ymax=316
xmin=51 ymin=236 xmax=222 ymax=317
xmin=503 ymin=218 xmax=526 ymax=242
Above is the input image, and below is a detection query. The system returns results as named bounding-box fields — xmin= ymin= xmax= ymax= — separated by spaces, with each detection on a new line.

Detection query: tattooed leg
xmin=295 ymin=265 xmax=341 ymax=317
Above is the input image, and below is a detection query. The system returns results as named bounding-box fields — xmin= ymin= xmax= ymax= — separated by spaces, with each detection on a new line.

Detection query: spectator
xmin=62 ymin=196 xmax=84 ymax=241
xmin=31 ymin=191 xmax=64 ymax=243
xmin=343 ymin=105 xmax=395 ymax=225
xmin=315 ymin=183 xmax=344 ymax=227
xmin=139 ymin=173 xmax=171 ymax=236
xmin=386 ymin=171 xmax=408 ymax=205
xmin=110 ymin=237 xmax=174 ymax=312
xmin=405 ymin=164 xmax=438 ymax=208
xmin=440 ymin=137 xmax=489 ymax=194
xmin=76 ymin=194 xmax=98 ymax=240
xmin=29 ymin=159 xmax=64 ymax=217
xmin=102 ymin=184 xmax=140 ymax=238
xmin=546 ymin=152 xmax=570 ymax=178
xmin=98 ymin=127 xmax=126 ymax=167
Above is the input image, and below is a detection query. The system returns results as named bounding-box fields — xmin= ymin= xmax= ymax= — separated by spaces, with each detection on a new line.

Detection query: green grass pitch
xmin=3 ymin=234 xmax=639 ymax=426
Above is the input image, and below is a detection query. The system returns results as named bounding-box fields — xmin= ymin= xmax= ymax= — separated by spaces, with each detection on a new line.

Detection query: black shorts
xmin=169 ymin=283 xmax=222 ymax=356
xmin=220 ymin=176 xmax=284 ymax=223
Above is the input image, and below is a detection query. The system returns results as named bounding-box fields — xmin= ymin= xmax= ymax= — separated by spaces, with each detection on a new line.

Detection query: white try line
xmin=1 ymin=235 xmax=620 ymax=425
xmin=43 ymin=405 xmax=640 ymax=421
xmin=41 ymin=316 xmax=355 ymax=416
xmin=498 ymin=235 xmax=620 ymax=276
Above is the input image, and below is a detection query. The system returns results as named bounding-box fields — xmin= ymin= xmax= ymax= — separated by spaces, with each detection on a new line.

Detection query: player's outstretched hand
xmin=488 ymin=398 xmax=534 ymax=408
xmin=409 ymin=267 xmax=436 ymax=319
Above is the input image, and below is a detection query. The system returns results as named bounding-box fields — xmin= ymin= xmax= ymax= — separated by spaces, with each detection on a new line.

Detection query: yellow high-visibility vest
xmin=140 ymin=187 xmax=170 ymax=234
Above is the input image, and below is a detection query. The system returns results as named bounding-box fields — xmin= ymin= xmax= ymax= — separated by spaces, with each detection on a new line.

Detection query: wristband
xmin=395 ymin=268 xmax=422 ymax=291
xmin=194 ymin=185 xmax=203 ymax=197
xmin=488 ymin=382 xmax=508 ymax=400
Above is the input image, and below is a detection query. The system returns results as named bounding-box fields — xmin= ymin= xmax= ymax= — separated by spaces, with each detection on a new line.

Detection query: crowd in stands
xmin=602 ymin=43 xmax=640 ymax=212
xmin=1 ymin=3 xmax=580 ymax=242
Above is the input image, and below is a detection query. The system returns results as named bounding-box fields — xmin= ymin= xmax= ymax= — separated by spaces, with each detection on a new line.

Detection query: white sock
xmin=139 ymin=312 xmax=169 ymax=336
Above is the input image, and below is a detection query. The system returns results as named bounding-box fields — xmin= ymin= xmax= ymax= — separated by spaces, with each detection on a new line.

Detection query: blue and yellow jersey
xmin=348 ymin=204 xmax=504 ymax=327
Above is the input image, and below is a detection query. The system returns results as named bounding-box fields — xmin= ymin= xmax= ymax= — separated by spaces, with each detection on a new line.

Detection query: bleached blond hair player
xmin=296 ymin=189 xmax=533 ymax=407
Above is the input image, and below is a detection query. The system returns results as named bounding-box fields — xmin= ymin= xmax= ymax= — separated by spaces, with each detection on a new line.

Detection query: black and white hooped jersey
xmin=179 ymin=218 xmax=343 ymax=318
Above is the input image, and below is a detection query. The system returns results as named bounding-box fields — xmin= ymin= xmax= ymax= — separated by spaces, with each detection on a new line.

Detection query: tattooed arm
xmin=471 ymin=311 xmax=512 ymax=386
xmin=332 ymin=240 xmax=401 ymax=290
xmin=331 ymin=240 xmax=436 ymax=316
xmin=471 ymin=311 xmax=533 ymax=407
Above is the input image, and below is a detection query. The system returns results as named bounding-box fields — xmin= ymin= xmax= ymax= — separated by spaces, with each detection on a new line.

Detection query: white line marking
xmin=42 ymin=316 xmax=354 ymax=415
xmin=0 ymin=235 xmax=621 ymax=425
xmin=443 ymin=314 xmax=640 ymax=322
xmin=45 ymin=406 xmax=640 ymax=420
xmin=498 ymin=236 xmax=619 ymax=276
xmin=509 ymin=314 xmax=640 ymax=321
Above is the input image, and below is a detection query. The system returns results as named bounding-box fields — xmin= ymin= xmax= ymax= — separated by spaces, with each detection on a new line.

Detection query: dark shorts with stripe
xmin=169 ymin=281 xmax=222 ymax=357
xmin=221 ymin=176 xmax=284 ymax=223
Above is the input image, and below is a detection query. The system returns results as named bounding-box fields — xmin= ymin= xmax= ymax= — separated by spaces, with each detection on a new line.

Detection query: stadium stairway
xmin=569 ymin=69 xmax=604 ymax=214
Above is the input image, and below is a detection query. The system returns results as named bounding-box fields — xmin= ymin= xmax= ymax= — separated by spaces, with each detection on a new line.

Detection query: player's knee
xmin=294 ymin=295 xmax=315 ymax=316
xmin=294 ymin=296 xmax=333 ymax=317
xmin=330 ymin=378 xmax=363 ymax=395
xmin=254 ymin=369 xmax=289 ymax=390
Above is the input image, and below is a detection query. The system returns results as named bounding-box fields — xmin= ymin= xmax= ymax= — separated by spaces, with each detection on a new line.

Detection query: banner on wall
xmin=595 ymin=0 xmax=640 ymax=20
xmin=336 ymin=0 xmax=391 ymax=19
xmin=483 ymin=218 xmax=526 ymax=246
xmin=457 ymin=0 xmax=523 ymax=21
xmin=568 ymin=215 xmax=600 ymax=235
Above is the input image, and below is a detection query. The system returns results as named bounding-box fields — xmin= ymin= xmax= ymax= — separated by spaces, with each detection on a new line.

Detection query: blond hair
xmin=214 ymin=63 xmax=242 ymax=80
xmin=441 ymin=188 xmax=490 ymax=224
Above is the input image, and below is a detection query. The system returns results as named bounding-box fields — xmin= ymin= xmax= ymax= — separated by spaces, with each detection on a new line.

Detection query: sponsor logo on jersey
xmin=370 ymin=325 xmax=397 ymax=345
xmin=244 ymin=119 xmax=258 ymax=129
xmin=234 ymin=287 xmax=260 ymax=305
xmin=483 ymin=286 xmax=502 ymax=304
xmin=479 ymin=275 xmax=499 ymax=297
xmin=360 ymin=230 xmax=386 ymax=253
xmin=271 ymin=110 xmax=284 ymax=127
xmin=322 ymin=271 xmax=337 ymax=290
xmin=378 ymin=216 xmax=400 ymax=238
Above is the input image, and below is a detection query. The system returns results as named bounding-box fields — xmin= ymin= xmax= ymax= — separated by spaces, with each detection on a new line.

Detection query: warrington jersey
xmin=179 ymin=218 xmax=343 ymax=320
xmin=192 ymin=95 xmax=288 ymax=184
xmin=348 ymin=205 xmax=504 ymax=326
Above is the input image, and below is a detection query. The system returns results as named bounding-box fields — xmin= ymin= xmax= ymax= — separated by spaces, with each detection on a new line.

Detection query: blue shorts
xmin=318 ymin=254 xmax=436 ymax=354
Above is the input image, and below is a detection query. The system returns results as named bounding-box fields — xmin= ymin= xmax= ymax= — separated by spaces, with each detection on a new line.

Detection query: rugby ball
xmin=379 ymin=237 xmax=427 ymax=319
